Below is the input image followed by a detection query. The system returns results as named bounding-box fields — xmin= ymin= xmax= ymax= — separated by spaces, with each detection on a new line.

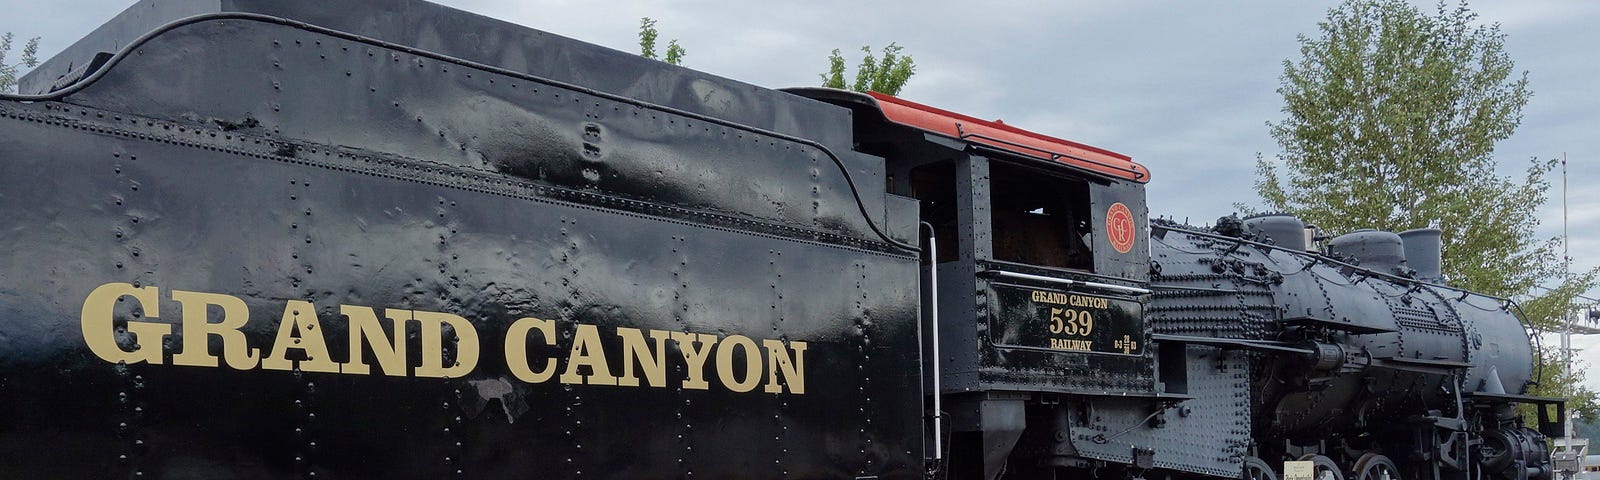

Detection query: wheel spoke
xmin=1244 ymin=456 xmax=1279 ymax=480
xmin=1299 ymin=454 xmax=1346 ymax=480
xmin=1353 ymin=453 xmax=1401 ymax=480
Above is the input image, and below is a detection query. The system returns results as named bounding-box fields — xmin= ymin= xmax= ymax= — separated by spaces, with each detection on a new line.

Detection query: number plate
xmin=989 ymin=283 xmax=1145 ymax=355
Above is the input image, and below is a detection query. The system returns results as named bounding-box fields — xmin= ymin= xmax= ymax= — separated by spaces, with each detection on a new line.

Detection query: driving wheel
xmin=1352 ymin=453 xmax=1400 ymax=480
xmin=1244 ymin=456 xmax=1279 ymax=480
xmin=1298 ymin=454 xmax=1345 ymax=480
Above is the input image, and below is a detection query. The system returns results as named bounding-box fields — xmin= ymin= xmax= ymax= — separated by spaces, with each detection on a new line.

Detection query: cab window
xmin=988 ymin=161 xmax=1093 ymax=270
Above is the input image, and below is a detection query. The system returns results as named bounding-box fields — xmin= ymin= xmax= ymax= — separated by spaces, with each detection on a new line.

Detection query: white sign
xmin=1284 ymin=461 xmax=1315 ymax=480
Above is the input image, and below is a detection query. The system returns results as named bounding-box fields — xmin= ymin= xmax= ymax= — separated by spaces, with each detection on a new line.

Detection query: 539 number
xmin=1048 ymin=308 xmax=1094 ymax=336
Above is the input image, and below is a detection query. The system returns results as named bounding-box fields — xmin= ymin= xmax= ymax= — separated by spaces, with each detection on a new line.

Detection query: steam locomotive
xmin=0 ymin=1 xmax=1564 ymax=479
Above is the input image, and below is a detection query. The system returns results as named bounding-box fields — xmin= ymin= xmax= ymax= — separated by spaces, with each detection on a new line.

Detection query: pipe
xmin=921 ymin=221 xmax=944 ymax=462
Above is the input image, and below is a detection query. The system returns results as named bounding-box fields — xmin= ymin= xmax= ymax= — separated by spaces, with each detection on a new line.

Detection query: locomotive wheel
xmin=1352 ymin=453 xmax=1400 ymax=480
xmin=1243 ymin=457 xmax=1279 ymax=480
xmin=1298 ymin=454 xmax=1345 ymax=480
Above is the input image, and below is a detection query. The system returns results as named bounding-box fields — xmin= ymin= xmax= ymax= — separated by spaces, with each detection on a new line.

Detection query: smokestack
xmin=1398 ymin=228 xmax=1444 ymax=283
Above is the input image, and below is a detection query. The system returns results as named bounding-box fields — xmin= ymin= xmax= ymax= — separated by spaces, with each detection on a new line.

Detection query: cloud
xmin=1471 ymin=0 xmax=1600 ymax=29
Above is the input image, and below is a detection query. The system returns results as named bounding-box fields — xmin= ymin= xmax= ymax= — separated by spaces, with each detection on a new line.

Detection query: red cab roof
xmin=866 ymin=92 xmax=1149 ymax=183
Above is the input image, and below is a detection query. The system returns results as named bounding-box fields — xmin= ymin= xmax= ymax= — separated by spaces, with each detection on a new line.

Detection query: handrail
xmin=985 ymin=270 xmax=1152 ymax=295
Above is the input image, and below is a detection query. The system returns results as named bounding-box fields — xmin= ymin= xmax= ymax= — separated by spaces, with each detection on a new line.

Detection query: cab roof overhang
xmin=865 ymin=92 xmax=1149 ymax=183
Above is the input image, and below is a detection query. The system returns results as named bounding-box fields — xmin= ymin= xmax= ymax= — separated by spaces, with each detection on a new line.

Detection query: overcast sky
xmin=4 ymin=0 xmax=1598 ymax=387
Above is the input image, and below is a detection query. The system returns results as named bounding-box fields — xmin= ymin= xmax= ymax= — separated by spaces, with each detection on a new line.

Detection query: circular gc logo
xmin=1106 ymin=203 xmax=1136 ymax=254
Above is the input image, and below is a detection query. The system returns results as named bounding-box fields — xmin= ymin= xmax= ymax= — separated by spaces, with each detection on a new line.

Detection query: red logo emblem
xmin=1106 ymin=203 xmax=1136 ymax=254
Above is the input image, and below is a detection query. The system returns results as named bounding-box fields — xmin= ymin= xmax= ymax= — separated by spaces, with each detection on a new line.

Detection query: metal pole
xmin=1563 ymin=152 xmax=1572 ymax=366
xmin=921 ymin=222 xmax=944 ymax=463
xmin=1561 ymin=152 xmax=1576 ymax=450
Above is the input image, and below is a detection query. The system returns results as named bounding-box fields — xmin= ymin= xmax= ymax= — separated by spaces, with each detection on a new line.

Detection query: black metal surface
xmin=952 ymin=155 xmax=1154 ymax=395
xmin=1142 ymin=221 xmax=1548 ymax=480
xmin=795 ymin=76 xmax=1551 ymax=480
xmin=1090 ymin=180 xmax=1151 ymax=282
xmin=987 ymin=284 xmax=1144 ymax=356
xmin=0 ymin=2 xmax=1561 ymax=479
xmin=24 ymin=0 xmax=855 ymax=152
xmin=1149 ymin=223 xmax=1533 ymax=435
xmin=0 ymin=3 xmax=923 ymax=478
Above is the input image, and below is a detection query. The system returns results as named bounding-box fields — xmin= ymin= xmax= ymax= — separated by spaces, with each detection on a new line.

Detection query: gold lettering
xmin=1069 ymin=294 xmax=1109 ymax=309
xmin=82 ymin=283 xmax=818 ymax=392
xmin=762 ymin=339 xmax=806 ymax=394
xmin=672 ymin=331 xmax=717 ymax=390
xmin=1035 ymin=291 xmax=1117 ymax=310
xmin=261 ymin=300 xmax=340 ymax=373
xmin=1049 ymin=338 xmax=1094 ymax=351
xmin=1048 ymin=307 xmax=1096 ymax=338
xmin=560 ymin=324 xmax=618 ymax=385
xmin=81 ymin=282 xmax=170 ymax=365
xmin=414 ymin=311 xmax=479 ymax=378
xmin=340 ymin=306 xmax=409 ymax=376
xmin=716 ymin=335 xmax=762 ymax=393
xmin=170 ymin=290 xmax=259 ymax=369
xmin=1032 ymin=290 xmax=1074 ymax=305
xmin=617 ymin=327 xmax=670 ymax=387
xmin=505 ymin=317 xmax=557 ymax=383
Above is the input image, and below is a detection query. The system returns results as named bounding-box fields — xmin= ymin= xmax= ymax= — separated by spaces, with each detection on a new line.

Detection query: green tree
xmin=1256 ymin=0 xmax=1599 ymax=419
xmin=0 ymin=32 xmax=40 ymax=94
xmin=820 ymin=43 xmax=915 ymax=95
xmin=638 ymin=17 xmax=685 ymax=66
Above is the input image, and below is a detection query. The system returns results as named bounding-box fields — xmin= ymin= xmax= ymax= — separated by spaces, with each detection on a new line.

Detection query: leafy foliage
xmin=820 ymin=44 xmax=915 ymax=95
xmin=0 ymin=32 xmax=41 ymax=94
xmin=637 ymin=17 xmax=685 ymax=66
xmin=1257 ymin=0 xmax=1599 ymax=419
xmin=1529 ymin=343 xmax=1600 ymax=422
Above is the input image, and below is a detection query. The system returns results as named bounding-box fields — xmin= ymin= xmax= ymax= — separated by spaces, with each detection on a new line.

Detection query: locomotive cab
xmin=789 ymin=89 xmax=1167 ymax=479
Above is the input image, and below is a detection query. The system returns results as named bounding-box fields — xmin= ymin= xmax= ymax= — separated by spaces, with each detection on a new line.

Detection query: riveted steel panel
xmin=0 ymin=6 xmax=922 ymax=478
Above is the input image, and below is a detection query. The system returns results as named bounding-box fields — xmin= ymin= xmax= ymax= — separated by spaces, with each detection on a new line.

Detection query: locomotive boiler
xmin=0 ymin=1 xmax=1564 ymax=479
xmin=1140 ymin=217 xmax=1561 ymax=480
